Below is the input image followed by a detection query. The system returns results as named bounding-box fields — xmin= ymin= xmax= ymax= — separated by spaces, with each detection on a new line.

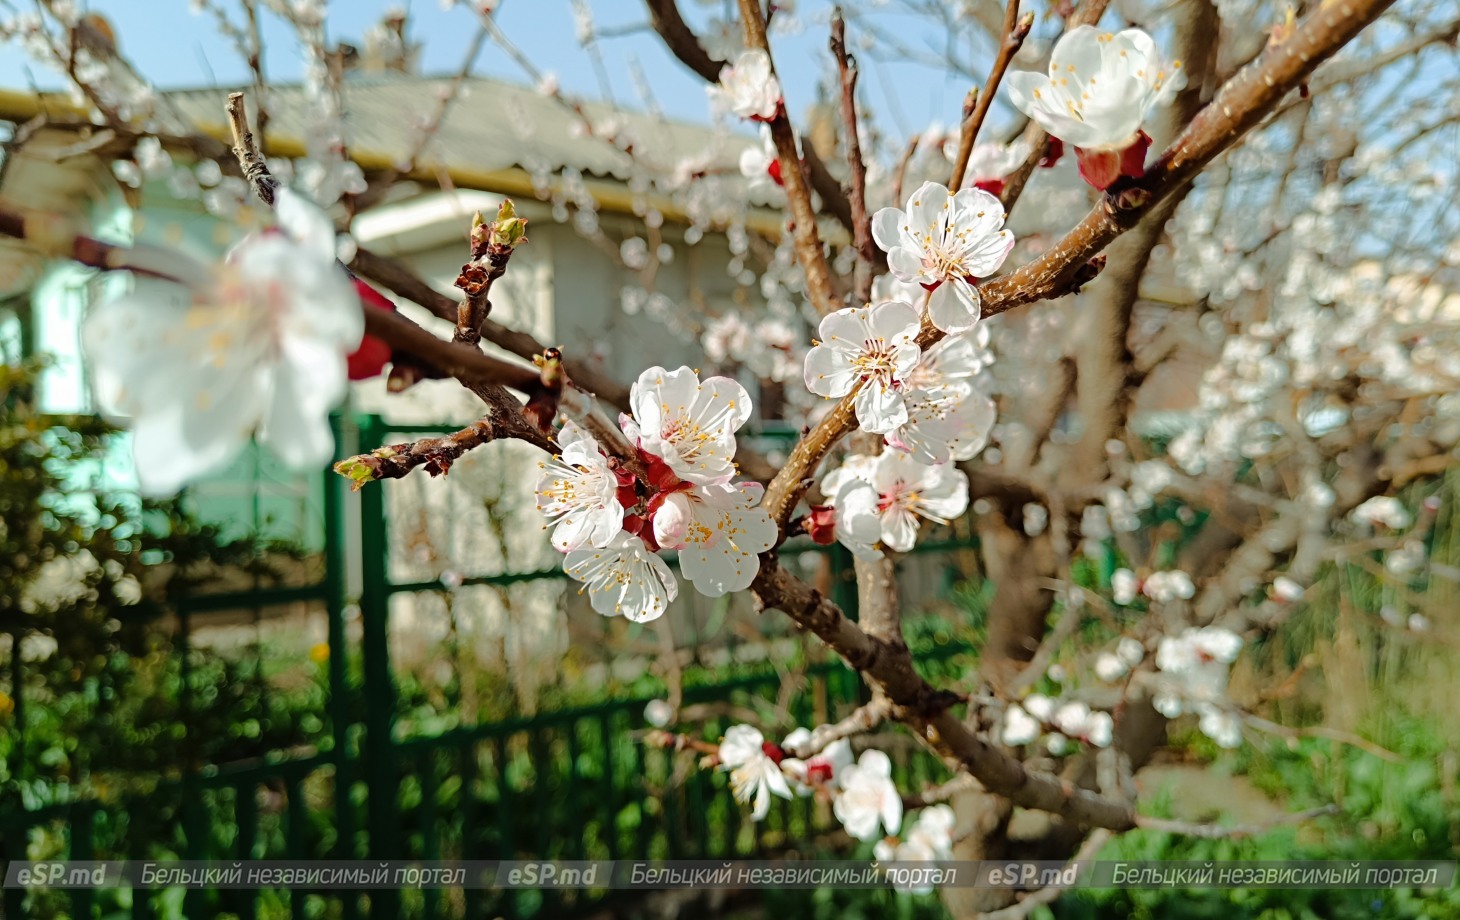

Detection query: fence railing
xmin=1 ymin=414 xmax=981 ymax=920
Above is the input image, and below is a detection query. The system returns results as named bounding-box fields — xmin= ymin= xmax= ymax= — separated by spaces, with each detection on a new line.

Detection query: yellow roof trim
xmin=0 ymin=86 xmax=790 ymax=238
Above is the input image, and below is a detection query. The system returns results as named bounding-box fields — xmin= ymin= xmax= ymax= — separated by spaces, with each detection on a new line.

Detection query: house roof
xmin=165 ymin=72 xmax=746 ymax=187
xmin=0 ymin=73 xmax=782 ymax=234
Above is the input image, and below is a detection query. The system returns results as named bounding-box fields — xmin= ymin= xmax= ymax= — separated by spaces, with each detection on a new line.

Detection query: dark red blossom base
xmin=1075 ymin=132 xmax=1152 ymax=192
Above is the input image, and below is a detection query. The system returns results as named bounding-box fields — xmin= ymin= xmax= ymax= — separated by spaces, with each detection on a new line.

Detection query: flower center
xmin=851 ymin=336 xmax=899 ymax=382
xmin=877 ymin=482 xmax=919 ymax=514
xmin=923 ymin=240 xmax=972 ymax=282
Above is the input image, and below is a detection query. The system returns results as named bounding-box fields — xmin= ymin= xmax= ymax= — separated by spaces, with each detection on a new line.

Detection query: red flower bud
xmin=1119 ymin=131 xmax=1153 ymax=180
xmin=1075 ymin=132 xmax=1151 ymax=192
xmin=760 ymin=741 xmax=785 ymax=764
xmin=973 ymin=178 xmax=1006 ymax=198
xmin=348 ymin=281 xmax=397 ymax=380
xmin=1039 ymin=137 xmax=1065 ymax=168
xmin=805 ymin=505 xmax=837 ymax=545
xmin=806 ymin=760 xmax=835 ymax=784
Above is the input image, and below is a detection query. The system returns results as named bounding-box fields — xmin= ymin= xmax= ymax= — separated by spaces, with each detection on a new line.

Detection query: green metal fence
xmin=1 ymin=414 xmax=979 ymax=919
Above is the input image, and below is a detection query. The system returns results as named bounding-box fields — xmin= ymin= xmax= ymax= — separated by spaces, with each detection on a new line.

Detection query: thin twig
xmin=1007 ymin=587 xmax=1088 ymax=696
xmin=348 ymin=245 xmax=635 ymax=409
xmin=948 ymin=1 xmax=1033 ymax=190
xmin=890 ymin=134 xmax=920 ymax=206
xmin=334 ymin=418 xmax=530 ymax=489
xmin=902 ymin=773 xmax=984 ymax=810
xmin=782 ymin=697 xmax=892 ymax=759
xmin=224 ymin=92 xmax=278 ymax=206
xmin=830 ymin=8 xmax=874 ymax=306
xmin=453 ymin=203 xmax=523 ymax=346
xmin=1243 ymin=714 xmax=1402 ymax=762
xmin=737 ymin=0 xmax=840 ymax=316
xmin=0 ymin=206 xmax=205 ymax=284
xmin=353 ymin=22 xmax=490 ymax=211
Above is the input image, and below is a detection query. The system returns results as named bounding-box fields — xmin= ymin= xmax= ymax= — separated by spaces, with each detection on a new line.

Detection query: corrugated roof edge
xmin=0 ymin=83 xmax=791 ymax=236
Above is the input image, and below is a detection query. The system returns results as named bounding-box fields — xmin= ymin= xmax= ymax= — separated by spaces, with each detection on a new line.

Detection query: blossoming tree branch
xmin=4 ymin=0 xmax=1458 ymax=910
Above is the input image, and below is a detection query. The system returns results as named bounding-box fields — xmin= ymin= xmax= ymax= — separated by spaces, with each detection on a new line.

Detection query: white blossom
xmin=872 ymin=182 xmax=1015 ymax=333
xmin=563 ymin=532 xmax=678 ymax=623
xmin=905 ymin=804 xmax=956 ymax=858
xmin=870 ymin=272 xmax=928 ymax=306
xmin=830 ymin=451 xmax=969 ymax=553
xmin=718 ymin=725 xmax=792 ymax=820
xmin=804 ymin=301 xmax=922 ymax=434
xmin=1157 ymin=627 xmax=1242 ymax=676
xmin=874 ymin=805 xmax=956 ymax=890
xmin=534 ymin=421 xmax=624 ymax=551
xmin=944 ymin=140 xmax=1028 ymax=193
xmin=738 ymin=126 xmax=784 ymax=199
xmin=827 ymin=476 xmax=885 ymax=560
xmin=643 ymin=699 xmax=674 ymax=728
xmin=1350 ymin=496 xmax=1411 ymax=530
xmin=1094 ymin=636 xmax=1145 ymax=681
xmin=652 ymin=481 xmax=776 ymax=596
xmin=886 ymin=332 xmax=997 ymax=464
xmin=704 ymin=311 xmax=800 ymax=382
xmin=833 ymin=749 xmax=902 ymax=841
xmin=1054 ymin=701 xmax=1113 ymax=748
xmin=708 ymin=50 xmax=782 ymax=121
xmin=1386 ymin=539 xmax=1426 ymax=575
xmin=1001 ymin=703 xmax=1041 ymax=745
xmin=83 ymin=201 xmax=361 ymax=496
xmin=1006 ymin=26 xmax=1183 ymax=152
xmin=1198 ymin=706 xmax=1243 ymax=749
xmin=1272 ymin=576 xmax=1304 ymax=602
xmin=1112 ymin=568 xmax=1139 ymax=605
xmin=704 ymin=312 xmax=755 ymax=365
xmin=623 ymin=366 xmax=751 ymax=485
xmin=1154 ymin=627 xmax=1245 ymax=747
xmin=1143 ymin=570 xmax=1195 ymax=602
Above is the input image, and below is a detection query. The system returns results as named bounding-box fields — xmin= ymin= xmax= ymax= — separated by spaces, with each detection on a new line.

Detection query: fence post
xmin=355 ymin=415 xmax=400 ymax=919
xmin=8 ymin=627 xmax=23 ymax=784
xmin=324 ymin=416 xmax=360 ymax=893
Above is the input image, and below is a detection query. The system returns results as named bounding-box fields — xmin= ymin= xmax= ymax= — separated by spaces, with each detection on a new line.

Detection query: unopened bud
xmin=489 ymin=198 xmax=528 ymax=251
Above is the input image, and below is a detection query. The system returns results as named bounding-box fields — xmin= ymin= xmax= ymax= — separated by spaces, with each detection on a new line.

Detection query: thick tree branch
xmin=348 ymin=245 xmax=633 ymax=409
xmin=751 ymin=555 xmax=1139 ymax=830
xmin=976 ymin=830 xmax=1113 ymax=920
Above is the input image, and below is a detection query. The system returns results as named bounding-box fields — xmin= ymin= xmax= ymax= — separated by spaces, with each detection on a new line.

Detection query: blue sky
xmin=0 ymin=1 xmax=1019 ymax=143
